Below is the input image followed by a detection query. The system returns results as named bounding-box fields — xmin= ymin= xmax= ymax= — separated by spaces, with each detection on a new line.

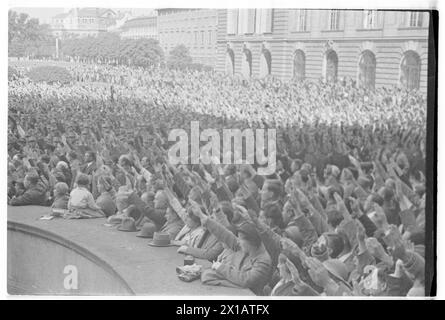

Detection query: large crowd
xmin=8 ymin=61 xmax=427 ymax=296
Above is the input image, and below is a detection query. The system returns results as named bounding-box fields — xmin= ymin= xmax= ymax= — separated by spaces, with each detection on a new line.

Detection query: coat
xmin=10 ymin=182 xmax=48 ymax=206
xmin=203 ymin=218 xmax=272 ymax=295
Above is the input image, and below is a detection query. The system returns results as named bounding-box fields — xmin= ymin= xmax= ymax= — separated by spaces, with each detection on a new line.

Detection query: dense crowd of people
xmin=8 ymin=60 xmax=427 ymax=296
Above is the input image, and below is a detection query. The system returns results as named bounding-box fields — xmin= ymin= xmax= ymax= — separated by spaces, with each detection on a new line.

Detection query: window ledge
xmin=289 ymin=30 xmax=310 ymax=34
xmin=321 ymin=29 xmax=344 ymax=32
xmin=356 ymin=28 xmax=383 ymax=31
xmin=398 ymin=26 xmax=428 ymax=30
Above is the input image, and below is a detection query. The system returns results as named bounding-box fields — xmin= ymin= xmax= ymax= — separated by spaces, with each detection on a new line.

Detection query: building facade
xmin=51 ymin=8 xmax=118 ymax=38
xmin=156 ymin=9 xmax=218 ymax=67
xmin=216 ymin=9 xmax=430 ymax=92
xmin=120 ymin=16 xmax=158 ymax=40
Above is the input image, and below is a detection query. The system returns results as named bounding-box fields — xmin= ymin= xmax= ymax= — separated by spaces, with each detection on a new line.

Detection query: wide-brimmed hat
xmin=147 ymin=232 xmax=174 ymax=247
xmin=117 ymin=216 xmax=139 ymax=232
xmin=136 ymin=222 xmax=157 ymax=238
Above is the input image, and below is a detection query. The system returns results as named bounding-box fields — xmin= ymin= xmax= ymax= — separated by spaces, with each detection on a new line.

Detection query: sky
xmin=11 ymin=7 xmax=155 ymax=24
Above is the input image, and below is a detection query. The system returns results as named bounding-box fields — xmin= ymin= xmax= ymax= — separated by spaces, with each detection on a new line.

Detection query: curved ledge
xmin=8 ymin=221 xmax=135 ymax=295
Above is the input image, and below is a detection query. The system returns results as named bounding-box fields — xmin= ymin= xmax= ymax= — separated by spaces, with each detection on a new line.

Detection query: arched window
xmin=400 ymin=51 xmax=421 ymax=90
xmin=325 ymin=50 xmax=338 ymax=82
xmin=358 ymin=50 xmax=376 ymax=89
xmin=293 ymin=50 xmax=305 ymax=81
xmin=241 ymin=49 xmax=252 ymax=78
xmin=225 ymin=49 xmax=235 ymax=75
xmin=259 ymin=49 xmax=272 ymax=78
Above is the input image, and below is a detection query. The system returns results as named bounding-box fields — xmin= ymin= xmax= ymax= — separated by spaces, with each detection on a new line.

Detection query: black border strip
xmin=425 ymin=10 xmax=438 ymax=297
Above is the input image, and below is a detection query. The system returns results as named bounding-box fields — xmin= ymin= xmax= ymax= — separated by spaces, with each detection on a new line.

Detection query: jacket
xmin=183 ymin=230 xmax=223 ymax=261
xmin=204 ymin=218 xmax=272 ymax=295
xmin=10 ymin=182 xmax=48 ymax=206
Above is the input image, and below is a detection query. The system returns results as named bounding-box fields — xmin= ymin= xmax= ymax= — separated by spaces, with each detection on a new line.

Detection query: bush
xmin=8 ymin=66 xmax=20 ymax=81
xmin=27 ymin=65 xmax=73 ymax=84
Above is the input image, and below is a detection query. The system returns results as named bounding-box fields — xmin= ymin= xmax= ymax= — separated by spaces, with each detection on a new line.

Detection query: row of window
xmin=227 ymin=10 xmax=426 ymax=34
xmin=160 ymin=30 xmax=216 ymax=46
xmin=225 ymin=49 xmax=422 ymax=90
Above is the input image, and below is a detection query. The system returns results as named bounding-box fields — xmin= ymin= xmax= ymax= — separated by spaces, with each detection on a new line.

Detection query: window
xmin=225 ymin=49 xmax=235 ymax=75
xmin=358 ymin=51 xmax=376 ymax=89
xmin=291 ymin=10 xmax=307 ymax=32
xmin=329 ymin=10 xmax=340 ymax=30
xmin=255 ymin=9 xmax=273 ymax=33
xmin=208 ymin=30 xmax=212 ymax=45
xmin=363 ymin=10 xmax=378 ymax=29
xmin=293 ymin=50 xmax=305 ymax=81
xmin=241 ymin=49 xmax=252 ymax=78
xmin=325 ymin=50 xmax=338 ymax=82
xmin=400 ymin=51 xmax=421 ymax=90
xmin=201 ymin=31 xmax=205 ymax=45
xmin=408 ymin=12 xmax=424 ymax=27
xmin=238 ymin=9 xmax=256 ymax=34
xmin=227 ymin=9 xmax=238 ymax=34
xmin=259 ymin=49 xmax=272 ymax=78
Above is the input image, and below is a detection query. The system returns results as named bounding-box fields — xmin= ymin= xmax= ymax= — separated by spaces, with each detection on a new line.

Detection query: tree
xmin=61 ymin=34 xmax=164 ymax=67
xmin=167 ymin=44 xmax=193 ymax=69
xmin=9 ymin=10 xmax=52 ymax=44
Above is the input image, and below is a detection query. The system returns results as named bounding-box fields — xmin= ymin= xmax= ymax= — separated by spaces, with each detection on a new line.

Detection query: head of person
xmin=153 ymin=190 xmax=168 ymax=210
xmin=260 ymin=180 xmax=283 ymax=208
xmin=224 ymin=164 xmax=237 ymax=177
xmin=185 ymin=206 xmax=202 ymax=229
xmin=311 ymin=233 xmax=345 ymax=260
xmin=236 ymin=222 xmax=262 ymax=253
xmin=67 ymin=151 xmax=77 ymax=162
xmin=141 ymin=191 xmax=155 ymax=205
xmin=290 ymin=159 xmax=303 ymax=173
xmin=76 ymin=173 xmax=90 ymax=188
xmin=119 ymin=155 xmax=132 ymax=171
xmin=84 ymin=151 xmax=96 ymax=163
xmin=324 ymin=164 xmax=340 ymax=182
xmin=54 ymin=182 xmax=69 ymax=197
xmin=24 ymin=172 xmax=39 ymax=189
xmin=239 ymin=165 xmax=253 ymax=182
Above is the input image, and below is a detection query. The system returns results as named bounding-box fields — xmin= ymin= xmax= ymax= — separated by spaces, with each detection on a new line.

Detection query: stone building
xmin=156 ymin=9 xmax=218 ymax=67
xmin=120 ymin=16 xmax=158 ymax=40
xmin=216 ymin=9 xmax=430 ymax=92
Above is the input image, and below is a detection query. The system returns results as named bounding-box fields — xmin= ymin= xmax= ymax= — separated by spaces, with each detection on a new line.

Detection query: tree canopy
xmin=61 ymin=34 xmax=165 ymax=67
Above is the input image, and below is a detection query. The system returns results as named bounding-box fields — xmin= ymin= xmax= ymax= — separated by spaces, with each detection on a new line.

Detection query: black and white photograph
xmin=5 ymin=0 xmax=438 ymax=299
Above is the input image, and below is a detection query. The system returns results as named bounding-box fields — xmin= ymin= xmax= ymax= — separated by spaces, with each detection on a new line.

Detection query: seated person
xmin=68 ymin=174 xmax=104 ymax=217
xmin=193 ymin=203 xmax=272 ymax=295
xmin=177 ymin=200 xmax=228 ymax=261
xmin=9 ymin=172 xmax=48 ymax=206
xmin=96 ymin=176 xmax=117 ymax=217
xmin=52 ymin=182 xmax=70 ymax=210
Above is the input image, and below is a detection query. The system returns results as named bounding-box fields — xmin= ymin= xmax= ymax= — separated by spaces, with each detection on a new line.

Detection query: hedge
xmin=27 ymin=65 xmax=73 ymax=84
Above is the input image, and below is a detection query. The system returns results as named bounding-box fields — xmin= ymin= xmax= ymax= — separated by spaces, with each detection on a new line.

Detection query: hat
xmin=117 ymin=217 xmax=139 ymax=232
xmin=136 ymin=222 xmax=157 ymax=238
xmin=148 ymin=232 xmax=175 ymax=247
xmin=236 ymin=221 xmax=262 ymax=247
